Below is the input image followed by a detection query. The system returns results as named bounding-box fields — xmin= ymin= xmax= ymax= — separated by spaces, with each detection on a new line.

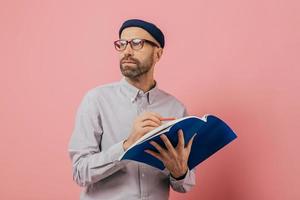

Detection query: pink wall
xmin=0 ymin=0 xmax=299 ymax=199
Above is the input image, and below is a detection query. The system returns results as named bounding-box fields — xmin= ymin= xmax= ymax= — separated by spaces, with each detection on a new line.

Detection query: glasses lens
xmin=114 ymin=40 xmax=127 ymax=51
xmin=131 ymin=39 xmax=143 ymax=50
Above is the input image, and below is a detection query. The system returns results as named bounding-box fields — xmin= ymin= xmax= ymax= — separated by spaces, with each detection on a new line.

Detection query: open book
xmin=119 ymin=114 xmax=237 ymax=170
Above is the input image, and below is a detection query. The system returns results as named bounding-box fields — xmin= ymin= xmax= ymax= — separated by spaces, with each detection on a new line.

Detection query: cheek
xmin=119 ymin=53 xmax=124 ymax=60
xmin=137 ymin=49 xmax=154 ymax=62
xmin=132 ymin=52 xmax=145 ymax=62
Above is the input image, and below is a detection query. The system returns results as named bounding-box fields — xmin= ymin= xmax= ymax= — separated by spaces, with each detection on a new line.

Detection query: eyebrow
xmin=142 ymin=39 xmax=160 ymax=47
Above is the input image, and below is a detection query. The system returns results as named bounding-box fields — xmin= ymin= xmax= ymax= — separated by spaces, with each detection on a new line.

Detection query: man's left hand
xmin=145 ymin=129 xmax=196 ymax=179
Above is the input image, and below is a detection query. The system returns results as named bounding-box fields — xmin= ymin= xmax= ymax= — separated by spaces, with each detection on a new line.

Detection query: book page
xmin=130 ymin=116 xmax=200 ymax=147
xmin=120 ymin=115 xmax=210 ymax=159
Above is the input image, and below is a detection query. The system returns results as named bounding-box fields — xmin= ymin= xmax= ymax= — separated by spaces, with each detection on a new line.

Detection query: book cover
xmin=120 ymin=115 xmax=237 ymax=170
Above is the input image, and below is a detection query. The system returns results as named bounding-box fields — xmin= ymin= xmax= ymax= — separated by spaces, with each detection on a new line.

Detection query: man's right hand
xmin=123 ymin=112 xmax=162 ymax=151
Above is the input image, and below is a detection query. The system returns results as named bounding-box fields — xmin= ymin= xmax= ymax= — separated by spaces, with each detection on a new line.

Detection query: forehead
xmin=120 ymin=27 xmax=156 ymax=41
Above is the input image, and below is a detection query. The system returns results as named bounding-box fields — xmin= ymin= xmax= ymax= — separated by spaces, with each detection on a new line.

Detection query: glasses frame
xmin=114 ymin=38 xmax=160 ymax=51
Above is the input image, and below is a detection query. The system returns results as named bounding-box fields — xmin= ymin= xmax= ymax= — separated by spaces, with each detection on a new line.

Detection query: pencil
xmin=160 ymin=117 xmax=176 ymax=121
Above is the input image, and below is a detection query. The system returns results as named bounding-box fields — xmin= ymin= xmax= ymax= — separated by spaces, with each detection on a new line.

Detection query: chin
xmin=122 ymin=65 xmax=137 ymax=71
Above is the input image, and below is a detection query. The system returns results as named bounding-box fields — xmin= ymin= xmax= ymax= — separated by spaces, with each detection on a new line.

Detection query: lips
xmin=123 ymin=60 xmax=136 ymax=63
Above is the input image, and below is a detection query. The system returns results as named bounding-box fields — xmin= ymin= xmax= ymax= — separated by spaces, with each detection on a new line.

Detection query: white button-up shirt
xmin=68 ymin=78 xmax=196 ymax=200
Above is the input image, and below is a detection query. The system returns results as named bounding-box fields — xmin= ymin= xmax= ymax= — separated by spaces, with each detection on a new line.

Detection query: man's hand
xmin=145 ymin=129 xmax=196 ymax=179
xmin=123 ymin=112 xmax=162 ymax=151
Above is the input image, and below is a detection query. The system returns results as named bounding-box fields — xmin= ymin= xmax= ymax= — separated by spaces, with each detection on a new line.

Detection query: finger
xmin=147 ymin=112 xmax=163 ymax=119
xmin=177 ymin=129 xmax=185 ymax=151
xmin=147 ymin=112 xmax=163 ymax=123
xmin=142 ymin=119 xmax=161 ymax=127
xmin=160 ymin=134 xmax=177 ymax=156
xmin=140 ymin=127 xmax=157 ymax=136
xmin=149 ymin=141 xmax=167 ymax=157
xmin=144 ymin=149 xmax=163 ymax=161
xmin=186 ymin=133 xmax=197 ymax=154
xmin=141 ymin=115 xmax=162 ymax=125
xmin=148 ymin=115 xmax=162 ymax=125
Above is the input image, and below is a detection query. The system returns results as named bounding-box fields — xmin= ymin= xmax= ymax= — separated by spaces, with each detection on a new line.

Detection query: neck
xmin=125 ymin=75 xmax=156 ymax=92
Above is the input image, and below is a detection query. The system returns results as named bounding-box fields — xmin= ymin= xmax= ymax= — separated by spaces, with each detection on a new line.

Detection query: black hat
xmin=119 ymin=19 xmax=165 ymax=48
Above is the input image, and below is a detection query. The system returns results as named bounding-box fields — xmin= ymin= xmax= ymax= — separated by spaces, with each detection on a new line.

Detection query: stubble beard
xmin=120 ymin=56 xmax=154 ymax=80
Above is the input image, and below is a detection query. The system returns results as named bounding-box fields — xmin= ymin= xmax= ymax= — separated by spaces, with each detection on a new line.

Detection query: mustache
xmin=121 ymin=57 xmax=139 ymax=63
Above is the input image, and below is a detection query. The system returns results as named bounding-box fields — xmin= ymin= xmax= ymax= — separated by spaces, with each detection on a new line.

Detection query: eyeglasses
xmin=114 ymin=38 xmax=159 ymax=51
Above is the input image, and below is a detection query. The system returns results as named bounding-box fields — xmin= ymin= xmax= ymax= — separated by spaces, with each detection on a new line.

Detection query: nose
xmin=123 ymin=43 xmax=134 ymax=56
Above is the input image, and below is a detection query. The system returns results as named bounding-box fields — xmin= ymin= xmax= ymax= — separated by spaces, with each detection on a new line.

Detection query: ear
xmin=155 ymin=48 xmax=163 ymax=62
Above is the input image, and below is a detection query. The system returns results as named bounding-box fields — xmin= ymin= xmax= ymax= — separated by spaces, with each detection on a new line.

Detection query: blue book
xmin=120 ymin=115 xmax=237 ymax=170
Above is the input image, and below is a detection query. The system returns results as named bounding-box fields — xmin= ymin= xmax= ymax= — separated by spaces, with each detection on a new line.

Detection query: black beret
xmin=119 ymin=19 xmax=165 ymax=48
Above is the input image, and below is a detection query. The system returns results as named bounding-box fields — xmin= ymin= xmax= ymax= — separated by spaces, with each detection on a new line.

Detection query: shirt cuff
xmin=109 ymin=140 xmax=126 ymax=162
xmin=169 ymin=169 xmax=190 ymax=183
xmin=170 ymin=170 xmax=188 ymax=180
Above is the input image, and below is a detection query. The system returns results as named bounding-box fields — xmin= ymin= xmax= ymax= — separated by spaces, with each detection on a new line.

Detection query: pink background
xmin=0 ymin=0 xmax=299 ymax=199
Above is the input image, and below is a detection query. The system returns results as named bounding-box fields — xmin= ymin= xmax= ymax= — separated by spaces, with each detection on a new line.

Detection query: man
xmin=68 ymin=19 xmax=196 ymax=200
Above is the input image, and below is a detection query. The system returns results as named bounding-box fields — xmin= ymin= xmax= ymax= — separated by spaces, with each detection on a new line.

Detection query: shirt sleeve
xmin=183 ymin=105 xmax=189 ymax=117
xmin=169 ymin=104 xmax=196 ymax=192
xmin=169 ymin=168 xmax=196 ymax=193
xmin=68 ymin=91 xmax=127 ymax=187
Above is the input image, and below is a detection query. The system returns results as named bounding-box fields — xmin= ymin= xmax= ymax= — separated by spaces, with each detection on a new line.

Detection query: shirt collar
xmin=120 ymin=77 xmax=159 ymax=104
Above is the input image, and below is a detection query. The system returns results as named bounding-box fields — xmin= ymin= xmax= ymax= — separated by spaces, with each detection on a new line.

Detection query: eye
xmin=119 ymin=40 xmax=127 ymax=47
xmin=132 ymin=39 xmax=142 ymax=46
xmin=114 ymin=42 xmax=121 ymax=49
xmin=114 ymin=40 xmax=128 ymax=51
